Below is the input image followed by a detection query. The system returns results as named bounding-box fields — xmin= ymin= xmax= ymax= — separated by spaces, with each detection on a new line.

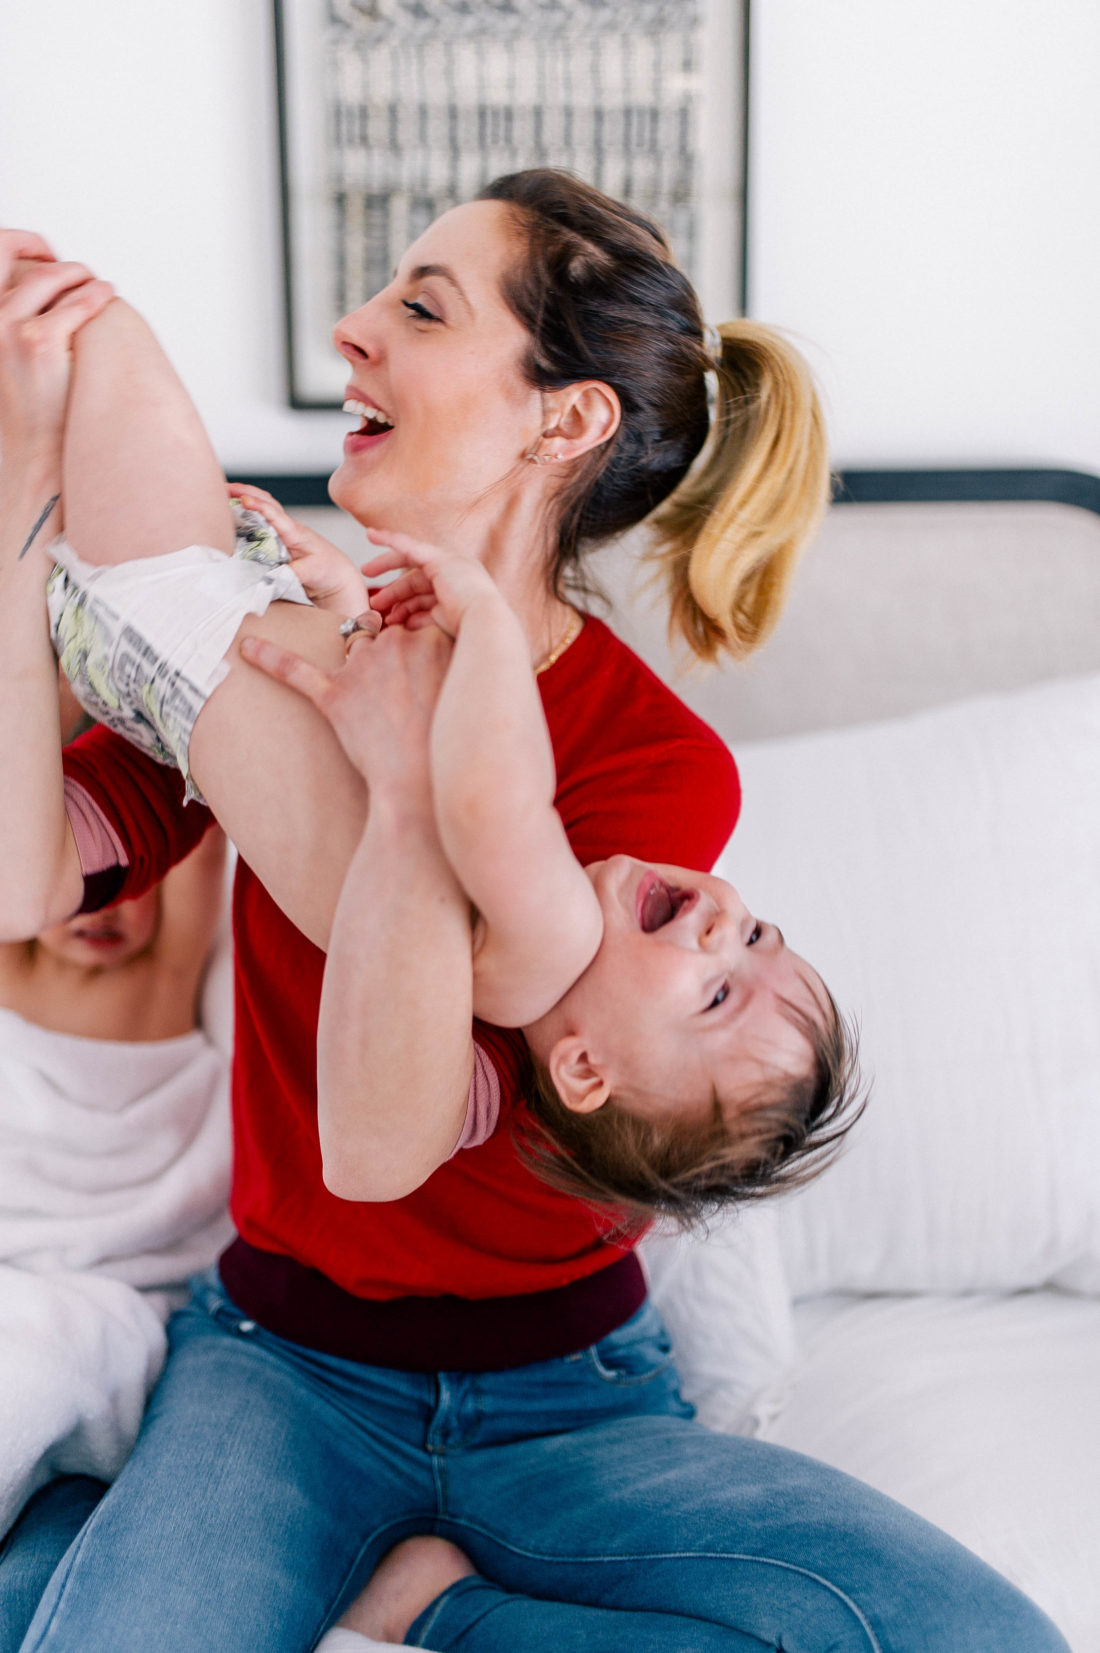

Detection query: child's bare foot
xmin=337 ymin=1535 xmax=477 ymax=1643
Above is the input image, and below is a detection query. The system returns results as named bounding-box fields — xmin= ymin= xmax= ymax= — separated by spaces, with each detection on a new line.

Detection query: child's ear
xmin=547 ymin=1035 xmax=612 ymax=1115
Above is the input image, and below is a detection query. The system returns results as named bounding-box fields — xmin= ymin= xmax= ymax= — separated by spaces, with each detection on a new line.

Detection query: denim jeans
xmin=14 ymin=1269 xmax=1068 ymax=1652
xmin=0 ymin=1478 xmax=105 ymax=1653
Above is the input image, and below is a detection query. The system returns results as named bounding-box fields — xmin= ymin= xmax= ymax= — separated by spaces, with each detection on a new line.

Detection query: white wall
xmin=749 ymin=0 xmax=1100 ymax=471
xmin=0 ymin=0 xmax=347 ymax=473
xmin=1 ymin=0 xmax=1097 ymax=475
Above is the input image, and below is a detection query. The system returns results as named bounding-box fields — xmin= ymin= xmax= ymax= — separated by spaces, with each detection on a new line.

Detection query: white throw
xmin=0 ymin=1005 xmax=232 ymax=1534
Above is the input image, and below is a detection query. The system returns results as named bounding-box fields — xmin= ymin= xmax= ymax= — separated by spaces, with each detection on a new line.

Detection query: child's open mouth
xmin=637 ymin=875 xmax=694 ymax=932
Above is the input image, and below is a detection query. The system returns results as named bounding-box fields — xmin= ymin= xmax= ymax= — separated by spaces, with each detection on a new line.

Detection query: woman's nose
xmin=334 ymin=297 xmax=380 ymax=363
xmin=335 ymin=333 xmax=365 ymax=365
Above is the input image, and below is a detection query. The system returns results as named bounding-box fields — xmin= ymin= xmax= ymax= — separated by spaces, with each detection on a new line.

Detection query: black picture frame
xmin=274 ymin=0 xmax=751 ymax=409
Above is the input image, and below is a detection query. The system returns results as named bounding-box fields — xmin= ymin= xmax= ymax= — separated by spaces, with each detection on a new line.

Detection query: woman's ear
xmin=547 ymin=1035 xmax=613 ymax=1114
xmin=541 ymin=381 xmax=621 ymax=462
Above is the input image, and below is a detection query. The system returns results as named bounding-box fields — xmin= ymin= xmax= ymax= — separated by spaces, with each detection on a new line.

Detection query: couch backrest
xmin=295 ymin=487 xmax=1100 ymax=738
xmin=597 ymin=498 xmax=1100 ymax=739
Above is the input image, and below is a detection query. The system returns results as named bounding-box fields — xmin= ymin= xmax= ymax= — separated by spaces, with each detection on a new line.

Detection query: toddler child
xmin=234 ymin=508 xmax=861 ymax=1217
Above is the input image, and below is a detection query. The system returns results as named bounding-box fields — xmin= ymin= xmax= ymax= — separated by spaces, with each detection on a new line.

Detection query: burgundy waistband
xmin=217 ymin=1237 xmax=647 ymax=1373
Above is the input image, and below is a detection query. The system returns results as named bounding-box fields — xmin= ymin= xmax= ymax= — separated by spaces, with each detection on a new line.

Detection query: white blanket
xmin=0 ymin=1005 xmax=232 ymax=1534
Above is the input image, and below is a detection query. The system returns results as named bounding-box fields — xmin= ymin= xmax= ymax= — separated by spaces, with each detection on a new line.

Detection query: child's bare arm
xmin=153 ymin=826 xmax=228 ymax=981
xmin=363 ymin=531 xmax=603 ymax=1027
xmin=242 ymin=624 xmax=475 ymax=1199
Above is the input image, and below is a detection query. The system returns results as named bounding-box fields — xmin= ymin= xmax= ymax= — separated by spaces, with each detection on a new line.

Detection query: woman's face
xmin=328 ymin=200 xmax=545 ymax=543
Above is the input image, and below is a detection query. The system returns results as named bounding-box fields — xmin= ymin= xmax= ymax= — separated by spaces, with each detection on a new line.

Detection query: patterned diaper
xmin=47 ymin=506 xmax=311 ymax=802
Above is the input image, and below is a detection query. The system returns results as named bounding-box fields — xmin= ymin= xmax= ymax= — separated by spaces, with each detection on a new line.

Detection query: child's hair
xmin=478 ymin=168 xmax=829 ymax=662
xmin=519 ymin=984 xmax=864 ymax=1227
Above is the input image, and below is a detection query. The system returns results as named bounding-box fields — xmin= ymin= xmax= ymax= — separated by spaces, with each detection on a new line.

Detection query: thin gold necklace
xmin=535 ymin=608 xmax=583 ymax=676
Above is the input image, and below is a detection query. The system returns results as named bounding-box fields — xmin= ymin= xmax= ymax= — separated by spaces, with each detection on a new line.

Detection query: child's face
xmin=35 ymin=891 xmax=160 ymax=970
xmin=526 ymin=857 xmax=821 ymax=1125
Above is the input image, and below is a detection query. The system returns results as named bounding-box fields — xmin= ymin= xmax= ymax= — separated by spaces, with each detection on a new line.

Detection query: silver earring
xmin=525 ymin=444 xmax=561 ymax=465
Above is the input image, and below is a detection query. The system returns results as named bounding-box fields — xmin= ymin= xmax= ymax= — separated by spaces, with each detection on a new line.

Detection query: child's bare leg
xmin=60 ymin=297 xmax=366 ymax=947
xmin=337 ymin=1538 xmax=476 ymax=1642
xmin=63 ymin=300 xmax=234 ymax=561
xmin=190 ymin=609 xmax=368 ymax=949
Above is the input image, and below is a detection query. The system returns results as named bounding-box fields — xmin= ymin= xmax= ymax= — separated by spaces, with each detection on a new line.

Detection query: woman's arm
xmin=243 ymin=624 xmax=476 ymax=1200
xmin=0 ymin=238 xmax=115 ymax=936
xmin=0 ymin=469 xmax=83 ymax=936
xmin=320 ymin=779 xmax=474 ymax=1200
xmin=361 ymin=531 xmax=603 ymax=1027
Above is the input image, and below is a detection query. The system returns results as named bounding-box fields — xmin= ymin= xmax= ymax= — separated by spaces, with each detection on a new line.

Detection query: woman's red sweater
xmin=63 ymin=616 xmax=739 ymax=1365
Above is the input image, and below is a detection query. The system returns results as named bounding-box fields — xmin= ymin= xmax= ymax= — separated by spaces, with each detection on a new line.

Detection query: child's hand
xmin=228 ymin=483 xmax=369 ymax=614
xmin=361 ymin=529 xmax=504 ymax=638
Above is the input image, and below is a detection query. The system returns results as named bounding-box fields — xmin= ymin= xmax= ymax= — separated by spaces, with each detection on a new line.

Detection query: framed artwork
xmin=274 ymin=0 xmax=749 ymax=407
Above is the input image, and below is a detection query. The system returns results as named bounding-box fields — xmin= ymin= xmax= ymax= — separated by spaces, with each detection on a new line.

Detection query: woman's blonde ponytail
xmin=649 ymin=322 xmax=829 ymax=663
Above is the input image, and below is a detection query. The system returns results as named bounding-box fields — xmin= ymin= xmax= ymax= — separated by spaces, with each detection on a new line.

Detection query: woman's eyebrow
xmin=407 ymin=263 xmax=473 ymax=316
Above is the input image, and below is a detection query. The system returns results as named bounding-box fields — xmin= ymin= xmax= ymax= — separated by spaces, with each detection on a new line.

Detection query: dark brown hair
xmin=519 ymin=985 xmax=865 ymax=1228
xmin=479 ymin=169 xmax=829 ymax=661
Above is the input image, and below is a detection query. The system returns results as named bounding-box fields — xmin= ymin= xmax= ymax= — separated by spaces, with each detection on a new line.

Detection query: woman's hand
xmin=227 ymin=482 xmax=370 ymax=614
xmin=239 ymin=620 xmax=451 ymax=790
xmin=0 ymin=231 xmax=114 ymax=486
xmin=362 ymin=529 xmax=505 ymax=639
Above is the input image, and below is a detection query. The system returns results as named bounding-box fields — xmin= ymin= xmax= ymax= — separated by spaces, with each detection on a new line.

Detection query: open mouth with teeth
xmin=637 ymin=876 xmax=694 ymax=933
xmin=343 ymin=398 xmax=395 ymax=438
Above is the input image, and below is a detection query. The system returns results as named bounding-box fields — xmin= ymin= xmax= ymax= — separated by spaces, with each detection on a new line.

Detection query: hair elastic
xmin=703 ymin=323 xmax=724 ymax=365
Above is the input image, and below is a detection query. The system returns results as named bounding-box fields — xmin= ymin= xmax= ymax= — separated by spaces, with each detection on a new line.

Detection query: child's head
xmin=521 ymin=857 xmax=863 ymax=1221
xmin=35 ymin=891 xmax=160 ymax=971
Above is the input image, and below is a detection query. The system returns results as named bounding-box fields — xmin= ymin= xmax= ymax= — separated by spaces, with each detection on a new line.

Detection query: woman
xmin=0 ymin=176 xmax=1068 ymax=1650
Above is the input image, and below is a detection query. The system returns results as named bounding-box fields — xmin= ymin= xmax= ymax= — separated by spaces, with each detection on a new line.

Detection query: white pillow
xmin=719 ymin=673 xmax=1100 ymax=1297
xmin=641 ymin=1205 xmax=795 ymax=1435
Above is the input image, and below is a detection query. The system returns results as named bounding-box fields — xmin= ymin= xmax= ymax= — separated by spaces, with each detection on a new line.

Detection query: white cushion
xmin=641 ymin=1205 xmax=795 ymax=1435
xmin=769 ymin=1291 xmax=1100 ymax=1653
xmin=719 ymin=673 xmax=1100 ymax=1296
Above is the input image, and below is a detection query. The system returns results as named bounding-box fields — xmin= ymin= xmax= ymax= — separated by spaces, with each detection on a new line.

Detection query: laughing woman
xmin=0 ymin=173 xmax=1069 ymax=1652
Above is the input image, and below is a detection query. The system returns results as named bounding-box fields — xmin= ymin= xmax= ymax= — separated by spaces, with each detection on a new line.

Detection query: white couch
xmin=300 ymin=489 xmax=1100 ymax=1652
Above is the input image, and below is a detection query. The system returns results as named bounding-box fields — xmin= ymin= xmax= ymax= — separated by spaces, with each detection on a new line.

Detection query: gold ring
xmin=339 ymin=613 xmax=378 ymax=655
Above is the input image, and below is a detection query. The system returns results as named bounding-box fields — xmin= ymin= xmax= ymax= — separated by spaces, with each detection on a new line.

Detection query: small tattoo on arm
xmin=17 ymin=494 xmax=60 ymax=560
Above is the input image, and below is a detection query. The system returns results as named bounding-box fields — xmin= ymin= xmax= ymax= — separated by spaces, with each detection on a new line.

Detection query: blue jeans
xmin=0 ymin=1478 xmax=105 ymax=1653
xmin=15 ymin=1270 xmax=1068 ymax=1652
